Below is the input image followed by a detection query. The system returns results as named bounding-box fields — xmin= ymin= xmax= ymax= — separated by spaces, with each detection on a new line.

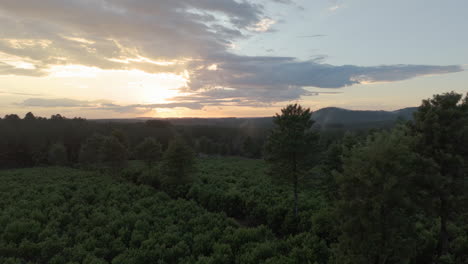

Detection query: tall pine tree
xmin=264 ymin=104 xmax=318 ymax=217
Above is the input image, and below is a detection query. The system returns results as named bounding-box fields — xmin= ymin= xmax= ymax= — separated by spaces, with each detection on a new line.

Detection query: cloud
xmin=0 ymin=0 xmax=464 ymax=109
xmin=184 ymin=55 xmax=463 ymax=103
xmin=0 ymin=0 xmax=265 ymax=75
xmin=328 ymin=0 xmax=344 ymax=12
xmin=297 ymin=34 xmax=327 ymax=38
xmin=17 ymin=97 xmax=203 ymax=113
xmin=0 ymin=61 xmax=45 ymax=76
xmin=0 ymin=90 xmax=46 ymax=96
xmin=97 ymin=102 xmax=204 ymax=113
xmin=271 ymin=0 xmax=294 ymax=4
xmin=248 ymin=18 xmax=276 ymax=32
xmin=19 ymin=98 xmax=103 ymax=107
xmin=329 ymin=5 xmax=342 ymax=12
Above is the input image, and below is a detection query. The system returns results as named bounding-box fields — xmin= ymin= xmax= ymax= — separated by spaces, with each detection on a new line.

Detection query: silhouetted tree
xmin=24 ymin=112 xmax=36 ymax=121
xmin=48 ymin=143 xmax=68 ymax=166
xmin=161 ymin=137 xmax=195 ymax=185
xmin=243 ymin=136 xmax=260 ymax=158
xmin=4 ymin=114 xmax=20 ymax=121
xmin=50 ymin=114 xmax=65 ymax=120
xmin=264 ymin=104 xmax=318 ymax=217
xmin=135 ymin=137 xmax=162 ymax=167
xmin=100 ymin=136 xmax=127 ymax=168
xmin=79 ymin=134 xmax=105 ymax=165
xmin=111 ymin=129 xmax=129 ymax=149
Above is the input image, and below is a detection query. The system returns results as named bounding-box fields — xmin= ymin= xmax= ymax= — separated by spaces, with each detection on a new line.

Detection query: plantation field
xmin=0 ymin=158 xmax=329 ymax=264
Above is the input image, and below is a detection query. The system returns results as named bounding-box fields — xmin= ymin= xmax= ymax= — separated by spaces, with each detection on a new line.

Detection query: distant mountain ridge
xmin=93 ymin=107 xmax=418 ymax=130
xmin=311 ymin=107 xmax=417 ymax=125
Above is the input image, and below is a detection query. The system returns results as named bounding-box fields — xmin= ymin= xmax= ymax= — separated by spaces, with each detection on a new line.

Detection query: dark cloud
xmin=184 ymin=55 xmax=463 ymax=103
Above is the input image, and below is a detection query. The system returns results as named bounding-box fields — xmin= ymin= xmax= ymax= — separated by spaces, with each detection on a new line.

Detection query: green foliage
xmin=186 ymin=158 xmax=326 ymax=237
xmin=1 ymin=92 xmax=467 ymax=264
xmin=410 ymin=91 xmax=468 ymax=260
xmin=138 ymin=166 xmax=162 ymax=188
xmin=134 ymin=137 xmax=162 ymax=167
xmin=0 ymin=167 xmax=324 ymax=264
xmin=47 ymin=142 xmax=68 ymax=166
xmin=334 ymin=128 xmax=437 ymax=263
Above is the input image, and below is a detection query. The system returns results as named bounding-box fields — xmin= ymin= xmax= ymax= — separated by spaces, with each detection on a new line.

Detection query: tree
xmin=79 ymin=134 xmax=105 ymax=165
xmin=243 ymin=136 xmax=261 ymax=158
xmin=409 ymin=92 xmax=468 ymax=260
xmin=264 ymin=104 xmax=318 ymax=217
xmin=196 ymin=136 xmax=213 ymax=155
xmin=3 ymin=114 xmax=20 ymax=121
xmin=318 ymin=132 xmax=361 ymax=201
xmin=24 ymin=112 xmax=36 ymax=121
xmin=50 ymin=114 xmax=65 ymax=120
xmin=161 ymin=137 xmax=196 ymax=185
xmin=134 ymin=137 xmax=162 ymax=167
xmin=99 ymin=136 xmax=127 ymax=168
xmin=48 ymin=143 xmax=68 ymax=166
xmin=334 ymin=128 xmax=435 ymax=263
xmin=111 ymin=129 xmax=129 ymax=149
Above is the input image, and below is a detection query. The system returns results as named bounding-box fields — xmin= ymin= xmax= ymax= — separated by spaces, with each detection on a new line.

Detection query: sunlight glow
xmin=47 ymin=65 xmax=102 ymax=78
xmin=249 ymin=18 xmax=276 ymax=32
xmin=0 ymin=52 xmax=37 ymax=69
xmin=107 ymin=56 xmax=184 ymax=66
xmin=45 ymin=64 xmax=189 ymax=104
xmin=1 ymin=38 xmax=52 ymax=49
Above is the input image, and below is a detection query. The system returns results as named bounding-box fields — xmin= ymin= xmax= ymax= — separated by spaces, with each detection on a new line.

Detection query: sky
xmin=0 ymin=0 xmax=466 ymax=118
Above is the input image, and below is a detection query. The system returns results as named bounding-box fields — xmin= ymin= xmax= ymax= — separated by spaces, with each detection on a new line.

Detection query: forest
xmin=0 ymin=91 xmax=467 ymax=264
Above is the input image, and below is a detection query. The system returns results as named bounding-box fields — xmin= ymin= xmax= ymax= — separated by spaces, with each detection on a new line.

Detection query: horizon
xmin=1 ymin=0 xmax=467 ymax=118
xmin=6 ymin=104 xmax=421 ymax=120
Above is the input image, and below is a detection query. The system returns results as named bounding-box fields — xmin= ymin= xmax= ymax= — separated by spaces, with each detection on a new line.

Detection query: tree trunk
xmin=294 ymin=174 xmax=298 ymax=217
xmin=293 ymin=154 xmax=298 ymax=217
xmin=436 ymin=196 xmax=449 ymax=260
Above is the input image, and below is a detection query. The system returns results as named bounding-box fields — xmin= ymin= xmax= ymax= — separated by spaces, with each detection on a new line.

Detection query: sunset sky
xmin=0 ymin=0 xmax=466 ymax=118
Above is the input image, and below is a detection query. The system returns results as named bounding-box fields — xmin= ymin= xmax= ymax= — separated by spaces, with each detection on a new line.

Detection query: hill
xmin=92 ymin=107 xmax=417 ymax=131
xmin=309 ymin=107 xmax=417 ymax=130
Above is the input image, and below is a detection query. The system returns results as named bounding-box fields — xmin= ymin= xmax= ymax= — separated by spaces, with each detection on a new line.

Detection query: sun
xmin=126 ymin=70 xmax=188 ymax=104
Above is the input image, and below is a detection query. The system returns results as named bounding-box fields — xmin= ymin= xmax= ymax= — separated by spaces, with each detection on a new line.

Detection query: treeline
xmin=0 ymin=114 xmax=266 ymax=169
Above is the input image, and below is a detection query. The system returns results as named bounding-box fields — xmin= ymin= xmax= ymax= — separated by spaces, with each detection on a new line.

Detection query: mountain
xmin=311 ymin=107 xmax=417 ymax=126
xmin=92 ymin=107 xmax=418 ymax=131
